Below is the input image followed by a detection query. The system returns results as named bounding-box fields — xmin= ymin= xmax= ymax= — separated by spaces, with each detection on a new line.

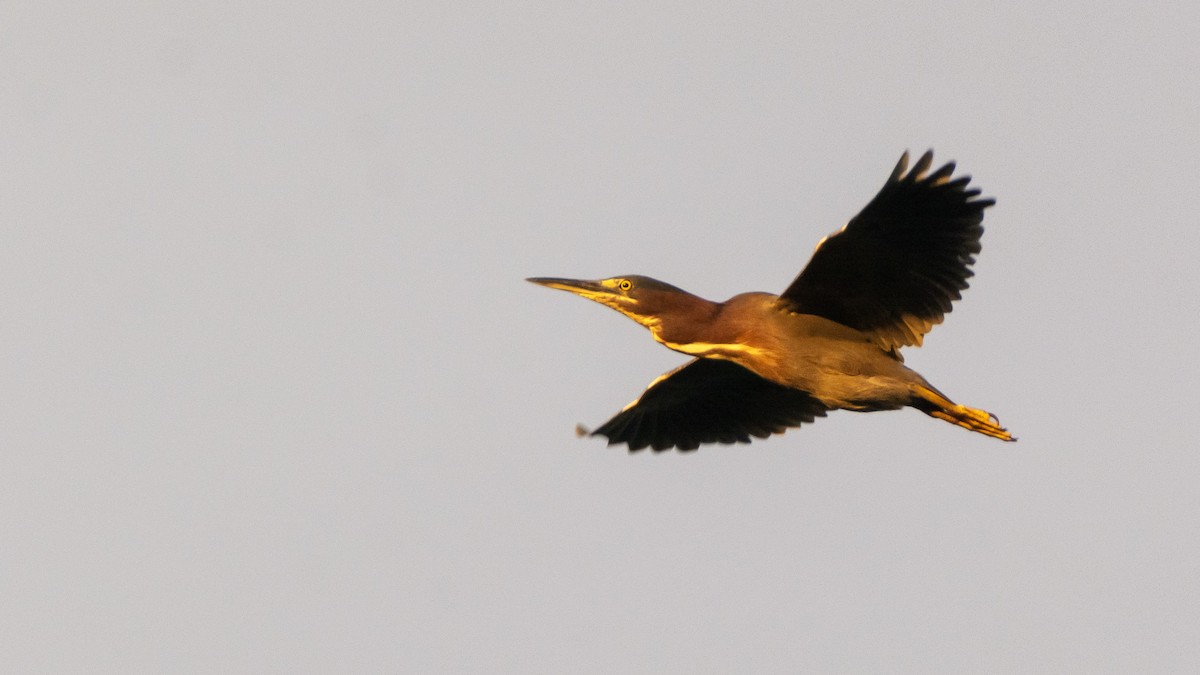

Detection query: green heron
xmin=529 ymin=151 xmax=1014 ymax=451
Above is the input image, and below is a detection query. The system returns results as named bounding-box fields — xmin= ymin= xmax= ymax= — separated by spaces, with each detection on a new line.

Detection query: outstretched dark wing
xmin=779 ymin=150 xmax=994 ymax=353
xmin=591 ymin=358 xmax=828 ymax=452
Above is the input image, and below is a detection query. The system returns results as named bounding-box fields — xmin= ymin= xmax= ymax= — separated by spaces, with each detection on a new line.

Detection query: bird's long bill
xmin=525 ymin=277 xmax=610 ymax=298
xmin=527 ymin=276 xmax=647 ymax=324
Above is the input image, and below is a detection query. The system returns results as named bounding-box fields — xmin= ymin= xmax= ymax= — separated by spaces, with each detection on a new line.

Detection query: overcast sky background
xmin=3 ymin=2 xmax=1199 ymax=673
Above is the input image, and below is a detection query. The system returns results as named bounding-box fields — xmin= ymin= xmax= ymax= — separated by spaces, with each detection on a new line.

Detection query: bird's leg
xmin=910 ymin=384 xmax=1016 ymax=442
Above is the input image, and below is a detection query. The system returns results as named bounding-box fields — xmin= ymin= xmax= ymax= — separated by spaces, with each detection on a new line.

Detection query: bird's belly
xmin=753 ymin=339 xmax=918 ymax=411
xmin=805 ymin=372 xmax=913 ymax=411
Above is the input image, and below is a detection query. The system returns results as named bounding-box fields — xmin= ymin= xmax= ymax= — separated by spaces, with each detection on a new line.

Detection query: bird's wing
xmin=778 ymin=150 xmax=994 ymax=353
xmin=590 ymin=358 xmax=828 ymax=452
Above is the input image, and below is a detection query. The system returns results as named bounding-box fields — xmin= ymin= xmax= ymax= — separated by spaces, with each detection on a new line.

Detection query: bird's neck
xmin=650 ymin=294 xmax=783 ymax=373
xmin=649 ymin=296 xmax=735 ymax=352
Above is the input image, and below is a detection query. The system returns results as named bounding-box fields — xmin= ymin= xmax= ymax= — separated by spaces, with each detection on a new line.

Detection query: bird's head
xmin=526 ymin=275 xmax=699 ymax=333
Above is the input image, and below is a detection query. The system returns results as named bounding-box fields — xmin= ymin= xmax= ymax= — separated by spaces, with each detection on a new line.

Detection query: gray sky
xmin=3 ymin=2 xmax=1199 ymax=672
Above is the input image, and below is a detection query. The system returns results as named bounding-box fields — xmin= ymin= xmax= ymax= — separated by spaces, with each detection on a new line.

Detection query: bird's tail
xmin=910 ymin=384 xmax=1015 ymax=442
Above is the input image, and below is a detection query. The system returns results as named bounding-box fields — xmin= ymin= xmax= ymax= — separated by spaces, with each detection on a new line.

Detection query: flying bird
xmin=529 ymin=150 xmax=1014 ymax=451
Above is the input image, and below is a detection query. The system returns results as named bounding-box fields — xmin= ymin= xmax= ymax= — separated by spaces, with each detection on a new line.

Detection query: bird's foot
xmin=929 ymin=405 xmax=1016 ymax=442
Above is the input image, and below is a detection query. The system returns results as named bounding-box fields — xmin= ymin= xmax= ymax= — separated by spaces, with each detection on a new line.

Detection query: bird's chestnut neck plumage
xmin=644 ymin=289 xmax=723 ymax=346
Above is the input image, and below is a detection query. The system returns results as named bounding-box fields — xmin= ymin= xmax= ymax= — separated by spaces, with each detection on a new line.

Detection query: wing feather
xmin=779 ymin=150 xmax=994 ymax=353
xmin=591 ymin=359 xmax=828 ymax=452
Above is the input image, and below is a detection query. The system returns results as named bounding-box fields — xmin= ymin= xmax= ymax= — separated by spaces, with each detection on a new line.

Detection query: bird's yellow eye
xmin=618 ymin=279 xmax=633 ymax=292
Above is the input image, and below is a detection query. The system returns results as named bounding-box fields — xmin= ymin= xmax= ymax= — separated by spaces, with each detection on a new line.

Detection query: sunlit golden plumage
xmin=529 ymin=151 xmax=1013 ymax=451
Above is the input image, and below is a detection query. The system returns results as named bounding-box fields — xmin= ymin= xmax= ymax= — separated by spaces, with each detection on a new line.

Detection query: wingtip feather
xmin=890 ymin=151 xmax=910 ymax=182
